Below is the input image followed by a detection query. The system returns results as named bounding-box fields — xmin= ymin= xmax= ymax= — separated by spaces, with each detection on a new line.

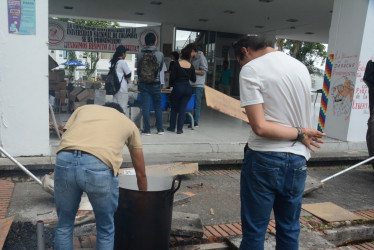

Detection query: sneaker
xmin=142 ymin=130 xmax=151 ymax=136
xmin=166 ymin=127 xmax=175 ymax=132
xmin=177 ymin=130 xmax=183 ymax=134
xmin=157 ymin=129 xmax=164 ymax=135
xmin=188 ymin=123 xmax=199 ymax=128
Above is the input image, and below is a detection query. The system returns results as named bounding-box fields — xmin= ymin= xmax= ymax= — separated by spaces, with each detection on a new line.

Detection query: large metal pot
xmin=114 ymin=174 xmax=181 ymax=250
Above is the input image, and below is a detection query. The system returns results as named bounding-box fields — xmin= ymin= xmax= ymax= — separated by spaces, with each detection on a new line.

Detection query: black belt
xmin=61 ymin=150 xmax=89 ymax=155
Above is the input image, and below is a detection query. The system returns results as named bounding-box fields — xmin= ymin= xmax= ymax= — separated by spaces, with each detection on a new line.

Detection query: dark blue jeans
xmin=240 ymin=147 xmax=307 ymax=250
xmin=169 ymin=81 xmax=192 ymax=131
xmin=138 ymin=82 xmax=163 ymax=131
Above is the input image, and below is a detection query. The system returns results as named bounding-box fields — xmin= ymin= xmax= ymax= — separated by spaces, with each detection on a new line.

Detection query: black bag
xmin=105 ymin=65 xmax=123 ymax=95
xmin=364 ymin=60 xmax=374 ymax=87
xmin=138 ymin=50 xmax=159 ymax=84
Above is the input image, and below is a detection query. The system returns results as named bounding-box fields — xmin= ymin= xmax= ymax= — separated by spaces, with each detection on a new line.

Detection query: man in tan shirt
xmin=54 ymin=102 xmax=147 ymax=250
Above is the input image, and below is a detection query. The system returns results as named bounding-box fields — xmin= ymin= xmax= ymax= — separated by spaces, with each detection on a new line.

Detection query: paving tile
xmin=226 ymin=223 xmax=242 ymax=235
xmin=0 ymin=180 xmax=14 ymax=219
xmin=204 ymin=225 xmax=221 ymax=238
xmin=218 ymin=224 xmax=236 ymax=236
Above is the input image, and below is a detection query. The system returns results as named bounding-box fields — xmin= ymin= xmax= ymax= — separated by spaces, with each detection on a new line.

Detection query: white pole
xmin=321 ymin=155 xmax=374 ymax=183
xmin=0 ymin=146 xmax=43 ymax=186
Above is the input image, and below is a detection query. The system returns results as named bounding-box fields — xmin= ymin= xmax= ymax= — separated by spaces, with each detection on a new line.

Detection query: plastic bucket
xmin=114 ymin=175 xmax=181 ymax=250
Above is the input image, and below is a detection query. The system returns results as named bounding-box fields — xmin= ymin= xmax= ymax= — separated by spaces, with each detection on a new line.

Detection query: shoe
xmin=142 ymin=130 xmax=151 ymax=136
xmin=188 ymin=123 xmax=198 ymax=128
xmin=177 ymin=130 xmax=183 ymax=134
xmin=166 ymin=127 xmax=175 ymax=132
xmin=157 ymin=129 xmax=164 ymax=135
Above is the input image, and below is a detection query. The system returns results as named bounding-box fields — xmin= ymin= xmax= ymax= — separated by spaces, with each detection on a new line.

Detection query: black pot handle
xmin=171 ymin=175 xmax=181 ymax=194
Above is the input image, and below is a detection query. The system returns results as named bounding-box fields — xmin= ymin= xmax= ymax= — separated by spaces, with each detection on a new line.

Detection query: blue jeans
xmin=240 ymin=147 xmax=307 ymax=250
xmin=186 ymin=87 xmax=204 ymax=124
xmin=138 ymin=82 xmax=163 ymax=131
xmin=54 ymin=151 xmax=119 ymax=250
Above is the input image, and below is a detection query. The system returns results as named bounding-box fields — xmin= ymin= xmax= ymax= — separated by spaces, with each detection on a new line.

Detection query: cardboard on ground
xmin=118 ymin=162 xmax=198 ymax=176
xmin=204 ymin=85 xmax=249 ymax=123
xmin=302 ymin=202 xmax=362 ymax=222
xmin=0 ymin=216 xmax=14 ymax=249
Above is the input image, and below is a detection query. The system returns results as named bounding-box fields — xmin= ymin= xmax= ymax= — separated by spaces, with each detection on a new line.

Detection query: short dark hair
xmin=232 ymin=35 xmax=272 ymax=60
xmin=103 ymin=102 xmax=124 ymax=114
xmin=171 ymin=51 xmax=179 ymax=60
xmin=185 ymin=43 xmax=198 ymax=52
xmin=180 ymin=46 xmax=192 ymax=60
xmin=145 ymin=32 xmax=156 ymax=46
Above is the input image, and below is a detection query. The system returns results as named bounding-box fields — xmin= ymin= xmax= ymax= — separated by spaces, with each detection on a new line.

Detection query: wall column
xmin=324 ymin=0 xmax=374 ymax=141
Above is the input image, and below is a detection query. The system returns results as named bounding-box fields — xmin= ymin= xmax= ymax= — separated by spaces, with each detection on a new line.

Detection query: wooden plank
xmin=118 ymin=162 xmax=199 ymax=176
xmin=204 ymin=85 xmax=249 ymax=123
xmin=0 ymin=216 xmax=14 ymax=250
xmin=302 ymin=202 xmax=363 ymax=222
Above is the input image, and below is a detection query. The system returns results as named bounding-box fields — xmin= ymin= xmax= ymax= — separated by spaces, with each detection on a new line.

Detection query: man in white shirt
xmin=233 ymin=35 xmax=325 ymax=250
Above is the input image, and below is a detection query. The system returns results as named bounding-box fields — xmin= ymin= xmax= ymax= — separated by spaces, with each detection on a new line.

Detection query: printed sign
xmin=8 ymin=0 xmax=36 ymax=35
xmin=48 ymin=19 xmax=161 ymax=53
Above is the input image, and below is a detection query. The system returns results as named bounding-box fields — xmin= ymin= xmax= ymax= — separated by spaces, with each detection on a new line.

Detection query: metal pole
xmin=37 ymin=220 xmax=45 ymax=250
xmin=321 ymin=155 xmax=374 ymax=183
xmin=0 ymin=146 xmax=43 ymax=186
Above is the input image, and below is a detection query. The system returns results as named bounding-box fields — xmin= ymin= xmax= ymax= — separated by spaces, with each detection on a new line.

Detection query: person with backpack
xmin=136 ymin=32 xmax=165 ymax=135
xmin=109 ymin=45 xmax=131 ymax=115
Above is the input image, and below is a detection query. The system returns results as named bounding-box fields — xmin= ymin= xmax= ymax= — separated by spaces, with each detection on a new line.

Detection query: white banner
xmin=48 ymin=19 xmax=161 ymax=53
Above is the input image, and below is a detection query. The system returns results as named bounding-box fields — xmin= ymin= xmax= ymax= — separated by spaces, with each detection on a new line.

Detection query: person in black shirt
xmin=167 ymin=47 xmax=196 ymax=134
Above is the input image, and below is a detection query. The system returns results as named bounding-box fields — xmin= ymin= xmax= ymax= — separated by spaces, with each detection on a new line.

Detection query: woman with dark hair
xmin=166 ymin=51 xmax=180 ymax=87
xmin=167 ymin=47 xmax=196 ymax=134
xmin=110 ymin=45 xmax=131 ymax=115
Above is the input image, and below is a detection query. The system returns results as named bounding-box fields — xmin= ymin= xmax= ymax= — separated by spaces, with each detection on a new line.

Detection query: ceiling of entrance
xmin=49 ymin=0 xmax=334 ymax=43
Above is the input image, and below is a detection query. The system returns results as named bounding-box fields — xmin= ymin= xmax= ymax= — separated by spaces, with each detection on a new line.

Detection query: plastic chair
xmin=185 ymin=94 xmax=196 ymax=130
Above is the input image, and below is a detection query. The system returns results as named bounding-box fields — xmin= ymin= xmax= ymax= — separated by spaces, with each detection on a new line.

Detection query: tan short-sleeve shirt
xmin=57 ymin=105 xmax=142 ymax=176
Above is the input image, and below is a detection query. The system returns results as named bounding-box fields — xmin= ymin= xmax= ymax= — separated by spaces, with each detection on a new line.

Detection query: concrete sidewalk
xmin=0 ymin=102 xmax=369 ymax=170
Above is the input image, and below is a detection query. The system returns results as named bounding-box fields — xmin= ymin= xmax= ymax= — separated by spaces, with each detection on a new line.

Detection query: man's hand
xmin=302 ymin=129 xmax=325 ymax=152
xmin=129 ymin=148 xmax=147 ymax=191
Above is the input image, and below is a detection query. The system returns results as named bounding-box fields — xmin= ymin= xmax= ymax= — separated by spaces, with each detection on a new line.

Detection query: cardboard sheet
xmin=0 ymin=216 xmax=14 ymax=249
xmin=204 ymin=86 xmax=249 ymax=123
xmin=302 ymin=202 xmax=362 ymax=222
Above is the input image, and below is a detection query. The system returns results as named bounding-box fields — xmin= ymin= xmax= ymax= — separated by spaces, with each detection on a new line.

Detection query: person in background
xmin=167 ymin=51 xmax=180 ymax=75
xmin=166 ymin=51 xmax=180 ymax=89
xmin=219 ymin=61 xmax=233 ymax=95
xmin=167 ymin=46 xmax=196 ymax=134
xmin=232 ymin=35 xmax=325 ymax=250
xmin=110 ymin=45 xmax=131 ymax=115
xmin=185 ymin=43 xmax=208 ymax=128
xmin=160 ymin=62 xmax=167 ymax=89
xmin=54 ymin=102 xmax=147 ymax=250
xmin=136 ymin=32 xmax=165 ymax=135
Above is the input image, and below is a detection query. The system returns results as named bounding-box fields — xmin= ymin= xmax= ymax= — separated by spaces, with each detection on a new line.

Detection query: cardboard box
xmin=69 ymin=87 xmax=83 ymax=102
xmin=77 ymin=89 xmax=95 ymax=103
xmin=49 ymin=81 xmax=67 ymax=91
xmin=76 ymin=89 xmax=90 ymax=102
xmin=73 ymin=102 xmax=86 ymax=110
xmin=94 ymin=90 xmax=106 ymax=105
xmin=60 ymin=90 xmax=67 ymax=98
xmin=49 ymin=69 xmax=65 ymax=82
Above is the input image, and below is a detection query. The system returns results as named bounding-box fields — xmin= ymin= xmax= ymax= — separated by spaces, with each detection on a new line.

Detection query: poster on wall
xmin=48 ymin=19 xmax=161 ymax=53
xmin=8 ymin=0 xmax=36 ymax=35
